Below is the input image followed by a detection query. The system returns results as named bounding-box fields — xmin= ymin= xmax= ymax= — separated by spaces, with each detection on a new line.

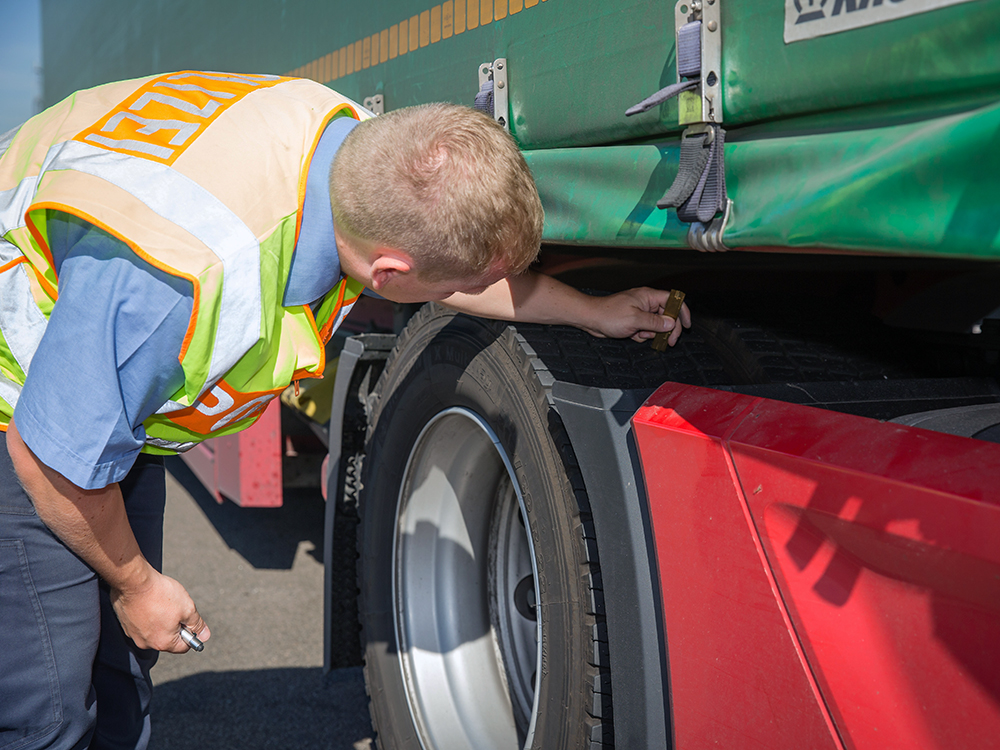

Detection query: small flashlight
xmin=179 ymin=625 xmax=204 ymax=652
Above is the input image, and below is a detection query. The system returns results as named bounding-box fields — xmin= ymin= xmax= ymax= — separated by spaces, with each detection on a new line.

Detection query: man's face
xmin=334 ymin=225 xmax=506 ymax=303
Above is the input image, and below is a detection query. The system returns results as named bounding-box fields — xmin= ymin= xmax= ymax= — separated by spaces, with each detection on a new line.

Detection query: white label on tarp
xmin=785 ymin=0 xmax=981 ymax=43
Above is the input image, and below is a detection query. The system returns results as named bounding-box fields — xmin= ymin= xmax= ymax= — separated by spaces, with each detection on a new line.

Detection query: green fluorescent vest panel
xmin=40 ymin=0 xmax=1000 ymax=259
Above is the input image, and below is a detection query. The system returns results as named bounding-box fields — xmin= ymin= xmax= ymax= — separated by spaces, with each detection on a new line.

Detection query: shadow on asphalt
xmin=165 ymin=457 xmax=324 ymax=570
xmin=150 ymin=666 xmax=373 ymax=750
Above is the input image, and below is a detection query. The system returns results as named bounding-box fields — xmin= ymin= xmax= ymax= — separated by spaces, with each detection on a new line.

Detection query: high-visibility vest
xmin=0 ymin=71 xmax=368 ymax=454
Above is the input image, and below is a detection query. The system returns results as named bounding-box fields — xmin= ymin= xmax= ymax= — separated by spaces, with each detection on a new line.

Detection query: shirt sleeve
xmin=13 ymin=214 xmax=193 ymax=490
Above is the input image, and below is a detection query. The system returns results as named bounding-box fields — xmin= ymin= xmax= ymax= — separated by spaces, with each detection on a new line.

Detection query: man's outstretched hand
xmin=579 ymin=287 xmax=692 ymax=346
xmin=442 ymin=272 xmax=692 ymax=346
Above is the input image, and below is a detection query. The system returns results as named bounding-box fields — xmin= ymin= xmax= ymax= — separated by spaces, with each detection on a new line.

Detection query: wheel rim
xmin=393 ymin=407 xmax=541 ymax=750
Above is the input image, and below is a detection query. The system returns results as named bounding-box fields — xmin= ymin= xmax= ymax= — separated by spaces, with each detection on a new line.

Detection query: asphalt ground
xmin=150 ymin=457 xmax=374 ymax=750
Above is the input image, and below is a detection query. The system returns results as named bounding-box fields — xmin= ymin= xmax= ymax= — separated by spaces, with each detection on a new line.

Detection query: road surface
xmin=150 ymin=458 xmax=374 ymax=750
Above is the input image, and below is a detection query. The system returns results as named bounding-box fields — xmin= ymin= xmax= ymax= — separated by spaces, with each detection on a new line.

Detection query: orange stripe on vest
xmin=166 ymin=379 xmax=284 ymax=434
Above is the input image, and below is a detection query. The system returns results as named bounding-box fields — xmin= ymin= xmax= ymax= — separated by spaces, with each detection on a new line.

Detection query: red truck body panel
xmin=633 ymin=384 xmax=1000 ymax=750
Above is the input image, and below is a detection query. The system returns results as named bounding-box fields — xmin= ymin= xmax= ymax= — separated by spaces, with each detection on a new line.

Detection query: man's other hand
xmin=111 ymin=571 xmax=211 ymax=653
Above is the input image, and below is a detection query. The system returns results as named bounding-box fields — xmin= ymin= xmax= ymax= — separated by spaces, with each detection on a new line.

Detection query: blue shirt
xmin=14 ymin=117 xmax=360 ymax=490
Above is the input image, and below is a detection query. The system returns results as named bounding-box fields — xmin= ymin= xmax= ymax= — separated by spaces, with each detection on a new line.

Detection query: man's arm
xmin=7 ymin=419 xmax=209 ymax=653
xmin=9 ymin=214 xmax=209 ymax=652
xmin=441 ymin=270 xmax=692 ymax=346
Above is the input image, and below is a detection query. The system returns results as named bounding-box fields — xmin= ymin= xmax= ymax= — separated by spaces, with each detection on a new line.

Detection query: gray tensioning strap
xmin=624 ymin=20 xmax=701 ymax=117
xmin=625 ymin=80 xmax=699 ymax=117
xmin=474 ymin=80 xmax=495 ymax=117
xmin=698 ymin=126 xmax=728 ymax=223
xmin=658 ymin=130 xmax=712 ymax=209
xmin=677 ymin=126 xmax=727 ymax=223
xmin=677 ymin=21 xmax=702 ymax=78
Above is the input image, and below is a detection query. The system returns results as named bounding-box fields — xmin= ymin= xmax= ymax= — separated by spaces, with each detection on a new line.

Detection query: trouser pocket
xmin=0 ymin=539 xmax=62 ymax=750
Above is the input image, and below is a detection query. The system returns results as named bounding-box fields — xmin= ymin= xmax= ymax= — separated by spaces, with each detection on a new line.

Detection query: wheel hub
xmin=393 ymin=407 xmax=541 ymax=750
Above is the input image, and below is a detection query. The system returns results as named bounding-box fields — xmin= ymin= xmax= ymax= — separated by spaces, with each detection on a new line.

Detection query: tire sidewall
xmin=358 ymin=308 xmax=595 ymax=750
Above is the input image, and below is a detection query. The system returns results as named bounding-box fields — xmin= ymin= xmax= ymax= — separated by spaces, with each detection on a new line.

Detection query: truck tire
xmin=357 ymin=304 xmax=612 ymax=750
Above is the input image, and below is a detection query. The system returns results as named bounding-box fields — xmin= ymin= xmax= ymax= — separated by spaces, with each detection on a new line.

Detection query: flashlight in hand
xmin=651 ymin=289 xmax=686 ymax=351
xmin=180 ymin=625 xmax=204 ymax=652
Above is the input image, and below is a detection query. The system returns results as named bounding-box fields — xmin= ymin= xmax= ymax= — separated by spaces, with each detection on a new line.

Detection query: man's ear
xmin=368 ymin=249 xmax=415 ymax=291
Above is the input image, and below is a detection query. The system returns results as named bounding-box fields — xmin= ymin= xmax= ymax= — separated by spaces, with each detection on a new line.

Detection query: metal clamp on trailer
xmin=626 ymin=0 xmax=731 ymax=252
xmin=474 ymin=58 xmax=509 ymax=130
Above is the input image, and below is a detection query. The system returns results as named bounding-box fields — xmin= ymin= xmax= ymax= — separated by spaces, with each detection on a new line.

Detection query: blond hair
xmin=329 ymin=103 xmax=543 ymax=283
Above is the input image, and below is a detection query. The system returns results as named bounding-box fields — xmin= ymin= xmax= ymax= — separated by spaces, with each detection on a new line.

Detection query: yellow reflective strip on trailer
xmin=287 ymin=0 xmax=555 ymax=83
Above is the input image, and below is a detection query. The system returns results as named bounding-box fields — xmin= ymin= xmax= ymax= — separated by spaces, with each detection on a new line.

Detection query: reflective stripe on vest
xmin=0 ymin=238 xmax=46 ymax=414
xmin=38 ymin=138 xmax=265 ymax=391
xmin=144 ymin=436 xmax=198 ymax=453
xmin=0 ymin=374 xmax=19 ymax=411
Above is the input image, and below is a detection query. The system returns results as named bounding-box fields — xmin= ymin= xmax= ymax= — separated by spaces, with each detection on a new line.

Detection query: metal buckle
xmin=683 ymin=122 xmax=715 ymax=145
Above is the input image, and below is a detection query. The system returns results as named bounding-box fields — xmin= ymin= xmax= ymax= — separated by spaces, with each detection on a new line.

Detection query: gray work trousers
xmin=0 ymin=438 xmax=165 ymax=750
